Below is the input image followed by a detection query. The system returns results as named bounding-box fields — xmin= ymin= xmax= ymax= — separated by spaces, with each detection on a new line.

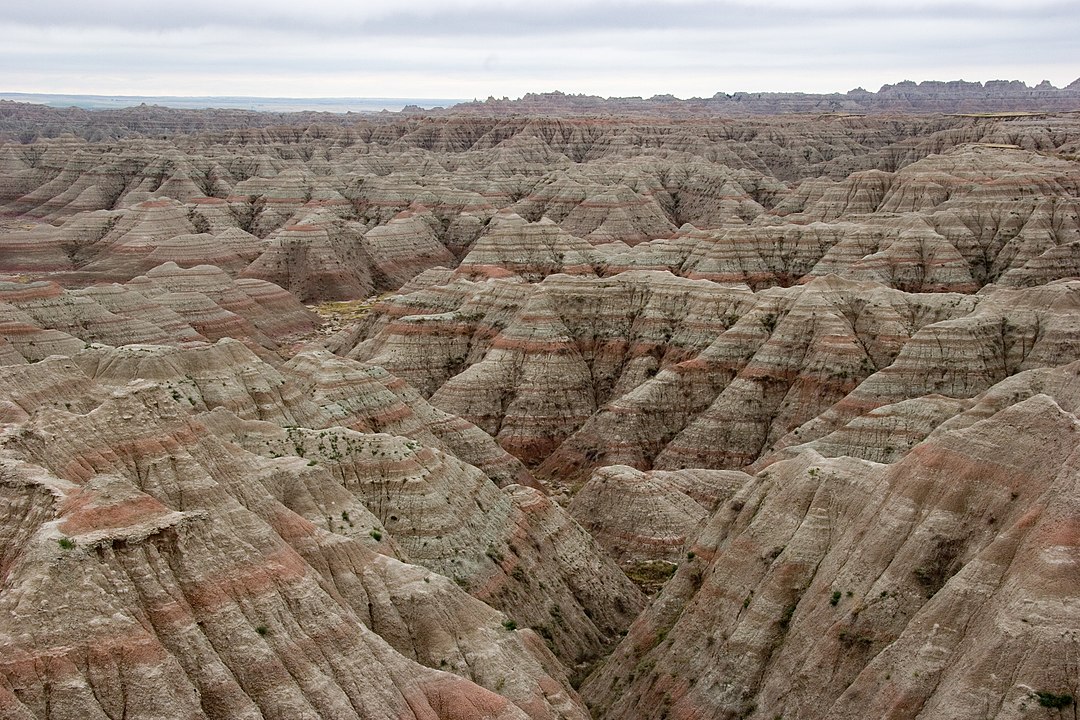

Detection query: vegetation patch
xmin=1035 ymin=691 xmax=1074 ymax=709
xmin=624 ymin=560 xmax=678 ymax=593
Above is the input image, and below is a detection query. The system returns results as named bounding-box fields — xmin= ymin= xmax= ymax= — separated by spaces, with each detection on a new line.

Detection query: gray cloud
xmin=7 ymin=0 xmax=1079 ymax=36
xmin=1 ymin=0 xmax=1076 ymax=99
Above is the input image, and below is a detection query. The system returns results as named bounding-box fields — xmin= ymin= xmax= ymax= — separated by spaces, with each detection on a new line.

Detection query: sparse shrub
xmin=57 ymin=537 xmax=76 ymax=550
xmin=830 ymin=590 xmax=842 ymax=606
xmin=501 ymin=619 xmax=517 ymax=631
xmin=913 ymin=537 xmax=963 ymax=597
xmin=624 ymin=560 xmax=677 ymax=592
xmin=778 ymin=602 xmax=797 ymax=630
xmin=838 ymin=629 xmax=873 ymax=647
xmin=1035 ymin=691 xmax=1073 ymax=709
xmin=255 ymin=625 xmax=269 ymax=636
xmin=369 ymin=529 xmax=382 ymax=541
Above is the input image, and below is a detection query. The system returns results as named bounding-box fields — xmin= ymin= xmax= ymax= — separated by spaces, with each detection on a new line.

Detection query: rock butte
xmin=1 ymin=89 xmax=1079 ymax=719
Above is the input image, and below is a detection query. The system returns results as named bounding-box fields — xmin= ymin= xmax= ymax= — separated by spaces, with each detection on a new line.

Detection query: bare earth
xmin=0 ymin=90 xmax=1078 ymax=719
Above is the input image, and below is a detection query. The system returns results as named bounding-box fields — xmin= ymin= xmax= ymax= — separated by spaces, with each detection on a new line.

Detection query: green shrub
xmin=624 ymin=560 xmax=678 ymax=591
xmin=369 ymin=529 xmax=383 ymax=541
xmin=57 ymin=537 xmax=76 ymax=550
xmin=1035 ymin=691 xmax=1073 ymax=709
xmin=502 ymin=619 xmax=517 ymax=631
xmin=778 ymin=603 xmax=797 ymax=630
xmin=830 ymin=590 xmax=842 ymax=606
xmin=255 ymin=625 xmax=269 ymax=636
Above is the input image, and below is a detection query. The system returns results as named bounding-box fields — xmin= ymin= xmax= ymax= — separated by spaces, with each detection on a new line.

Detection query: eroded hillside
xmin=1 ymin=104 xmax=1078 ymax=719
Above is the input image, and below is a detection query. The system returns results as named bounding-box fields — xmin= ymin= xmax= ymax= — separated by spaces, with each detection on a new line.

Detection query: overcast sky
xmin=3 ymin=0 xmax=1077 ymax=100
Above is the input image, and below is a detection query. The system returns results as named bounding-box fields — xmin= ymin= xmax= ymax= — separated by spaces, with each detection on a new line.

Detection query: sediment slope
xmin=1 ymin=100 xmax=1079 ymax=720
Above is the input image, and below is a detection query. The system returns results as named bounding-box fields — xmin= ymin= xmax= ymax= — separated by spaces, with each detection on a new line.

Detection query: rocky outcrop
xmin=582 ymin=389 xmax=1080 ymax=719
xmin=279 ymin=349 xmax=540 ymax=490
xmin=361 ymin=210 xmax=456 ymax=286
xmin=3 ymin=100 xmax=1080 ymax=720
xmin=2 ymin=114 xmax=1079 ymax=301
xmin=0 ymin=266 xmax=318 ymax=361
xmin=457 ymin=213 xmax=603 ymax=281
xmin=142 ymin=228 xmax=264 ymax=275
xmin=0 ymin=333 xmax=651 ymax=717
xmin=240 ymin=223 xmax=374 ymax=302
xmin=0 ymin=387 xmax=582 ymax=719
xmin=427 ymin=271 xmax=753 ymax=466
xmin=568 ymin=465 xmax=752 ymax=564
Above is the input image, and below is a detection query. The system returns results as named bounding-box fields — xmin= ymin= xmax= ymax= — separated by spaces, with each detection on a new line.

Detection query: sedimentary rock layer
xmin=2 ymin=100 xmax=1080 ymax=720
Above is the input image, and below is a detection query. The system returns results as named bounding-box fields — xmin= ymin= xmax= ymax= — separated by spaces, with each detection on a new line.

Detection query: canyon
xmin=0 ymin=89 xmax=1078 ymax=719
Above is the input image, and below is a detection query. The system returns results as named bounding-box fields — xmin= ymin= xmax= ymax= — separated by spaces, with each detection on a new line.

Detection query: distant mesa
xmin=438 ymin=78 xmax=1080 ymax=117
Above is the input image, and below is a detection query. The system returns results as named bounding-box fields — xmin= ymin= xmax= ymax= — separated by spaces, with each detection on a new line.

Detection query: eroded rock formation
xmin=1 ymin=97 xmax=1078 ymax=719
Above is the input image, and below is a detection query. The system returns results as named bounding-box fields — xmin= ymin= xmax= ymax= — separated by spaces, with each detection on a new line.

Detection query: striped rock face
xmin=0 ymin=348 xmax=641 ymax=719
xmin=1 ymin=104 xmax=1080 ymax=720
xmin=0 ymin=388 xmax=579 ymax=719
xmin=0 ymin=115 xmax=1076 ymax=301
xmin=0 ymin=265 xmax=319 ymax=362
xmin=581 ymin=390 xmax=1080 ymax=720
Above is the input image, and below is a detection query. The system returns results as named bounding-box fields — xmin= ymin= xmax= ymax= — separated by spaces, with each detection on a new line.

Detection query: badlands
xmin=0 ymin=84 xmax=1079 ymax=719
